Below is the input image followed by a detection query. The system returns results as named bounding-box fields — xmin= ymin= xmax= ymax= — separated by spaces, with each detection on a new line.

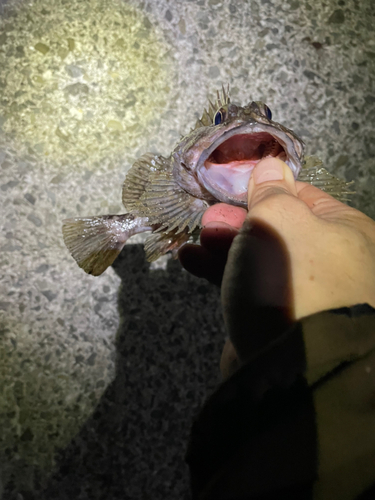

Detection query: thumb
xmin=247 ymin=157 xmax=298 ymax=209
xmin=222 ymin=157 xmax=299 ymax=363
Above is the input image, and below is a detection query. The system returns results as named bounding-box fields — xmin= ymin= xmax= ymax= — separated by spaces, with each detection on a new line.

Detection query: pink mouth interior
xmin=204 ymin=133 xmax=286 ymax=196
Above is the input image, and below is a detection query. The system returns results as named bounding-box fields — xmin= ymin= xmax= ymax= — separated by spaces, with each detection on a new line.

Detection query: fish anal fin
xmin=144 ymin=229 xmax=191 ymax=262
xmin=78 ymin=247 xmax=122 ymax=276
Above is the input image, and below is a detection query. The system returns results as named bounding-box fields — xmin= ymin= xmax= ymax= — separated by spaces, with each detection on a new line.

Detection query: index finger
xmin=202 ymin=203 xmax=247 ymax=229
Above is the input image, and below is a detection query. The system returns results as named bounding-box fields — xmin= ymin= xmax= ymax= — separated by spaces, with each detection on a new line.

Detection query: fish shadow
xmin=35 ymin=244 xmax=226 ymax=500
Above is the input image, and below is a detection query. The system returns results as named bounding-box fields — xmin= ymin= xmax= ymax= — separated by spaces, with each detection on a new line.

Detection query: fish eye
xmin=263 ymin=104 xmax=272 ymax=120
xmin=214 ymin=109 xmax=224 ymax=125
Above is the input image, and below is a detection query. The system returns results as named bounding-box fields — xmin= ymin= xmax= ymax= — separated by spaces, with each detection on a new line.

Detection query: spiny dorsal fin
xmin=215 ymin=84 xmax=230 ymax=110
xmin=194 ymin=85 xmax=231 ymax=130
xmin=195 ymin=119 xmax=204 ymax=129
xmin=221 ymin=83 xmax=229 ymax=105
xmin=200 ymin=108 xmax=212 ymax=126
xmin=208 ymin=98 xmax=216 ymax=118
xmin=216 ymin=89 xmax=222 ymax=108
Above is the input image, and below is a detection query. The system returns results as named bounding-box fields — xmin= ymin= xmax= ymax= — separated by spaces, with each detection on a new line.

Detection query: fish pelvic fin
xmin=62 ymin=214 xmax=151 ymax=275
xmin=299 ymin=155 xmax=355 ymax=203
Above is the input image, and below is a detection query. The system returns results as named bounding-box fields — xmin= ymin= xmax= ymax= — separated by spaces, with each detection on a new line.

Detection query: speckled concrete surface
xmin=0 ymin=0 xmax=374 ymax=498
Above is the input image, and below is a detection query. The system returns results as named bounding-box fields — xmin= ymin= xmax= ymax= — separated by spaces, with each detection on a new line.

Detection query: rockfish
xmin=62 ymin=86 xmax=353 ymax=275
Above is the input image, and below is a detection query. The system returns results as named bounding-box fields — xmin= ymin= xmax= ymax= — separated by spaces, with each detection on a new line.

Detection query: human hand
xmin=179 ymin=158 xmax=375 ymax=377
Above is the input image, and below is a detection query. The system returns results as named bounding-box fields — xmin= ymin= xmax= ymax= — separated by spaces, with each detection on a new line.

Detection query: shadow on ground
xmin=20 ymin=244 xmax=226 ymax=500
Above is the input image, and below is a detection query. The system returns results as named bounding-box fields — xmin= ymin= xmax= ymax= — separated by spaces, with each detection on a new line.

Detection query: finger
xmin=178 ymin=223 xmax=238 ymax=285
xmin=202 ymin=203 xmax=248 ymax=229
xmin=178 ymin=243 xmax=212 ymax=278
xmin=200 ymin=222 xmax=239 ymax=253
xmin=178 ymin=242 xmax=226 ymax=286
xmin=247 ymin=157 xmax=298 ymax=210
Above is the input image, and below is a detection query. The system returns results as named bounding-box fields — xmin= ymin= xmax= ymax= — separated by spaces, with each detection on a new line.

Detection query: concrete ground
xmin=0 ymin=0 xmax=374 ymax=498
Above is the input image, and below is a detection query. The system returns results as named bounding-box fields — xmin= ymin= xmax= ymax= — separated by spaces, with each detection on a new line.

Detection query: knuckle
xmin=248 ymin=189 xmax=312 ymax=227
xmin=250 ymin=187 xmax=301 ymax=213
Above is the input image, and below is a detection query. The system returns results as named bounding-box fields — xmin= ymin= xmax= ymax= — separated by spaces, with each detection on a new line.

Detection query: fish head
xmin=172 ymin=97 xmax=304 ymax=207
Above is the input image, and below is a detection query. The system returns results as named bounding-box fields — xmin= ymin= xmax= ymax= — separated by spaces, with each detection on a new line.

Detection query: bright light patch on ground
xmin=0 ymin=0 xmax=171 ymax=164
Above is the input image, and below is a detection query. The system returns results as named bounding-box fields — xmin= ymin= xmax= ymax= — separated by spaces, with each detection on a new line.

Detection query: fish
xmin=62 ymin=85 xmax=354 ymax=276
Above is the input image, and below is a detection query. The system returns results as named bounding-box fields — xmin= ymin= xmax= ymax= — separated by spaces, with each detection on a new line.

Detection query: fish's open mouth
xmin=203 ymin=132 xmax=287 ymax=200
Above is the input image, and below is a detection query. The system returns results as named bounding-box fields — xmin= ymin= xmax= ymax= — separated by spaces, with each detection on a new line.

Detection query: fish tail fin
xmin=62 ymin=214 xmax=150 ymax=276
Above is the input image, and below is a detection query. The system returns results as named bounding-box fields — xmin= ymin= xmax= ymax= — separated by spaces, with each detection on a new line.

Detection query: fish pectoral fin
xmin=302 ymin=155 xmax=323 ymax=169
xmin=140 ymin=172 xmax=207 ymax=234
xmin=122 ymin=153 xmax=171 ymax=212
xmin=62 ymin=214 xmax=151 ymax=276
xmin=122 ymin=153 xmax=207 ymax=236
xmin=144 ymin=229 xmax=191 ymax=262
xmin=299 ymin=156 xmax=355 ymax=203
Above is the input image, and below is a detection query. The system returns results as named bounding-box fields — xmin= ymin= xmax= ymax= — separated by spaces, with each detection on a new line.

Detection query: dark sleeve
xmin=185 ymin=304 xmax=375 ymax=500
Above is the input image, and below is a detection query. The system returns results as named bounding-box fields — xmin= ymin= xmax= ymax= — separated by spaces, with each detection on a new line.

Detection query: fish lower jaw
xmin=204 ymin=159 xmax=256 ymax=196
xmin=203 ymin=153 xmax=287 ymax=199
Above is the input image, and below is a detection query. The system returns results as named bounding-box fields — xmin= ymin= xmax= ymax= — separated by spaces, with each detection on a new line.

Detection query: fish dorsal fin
xmin=208 ymin=99 xmax=216 ymax=120
xmin=194 ymin=84 xmax=231 ymax=130
xmin=213 ymin=83 xmax=230 ymax=110
xmin=200 ymin=108 xmax=212 ymax=126
xmin=122 ymin=153 xmax=170 ymax=211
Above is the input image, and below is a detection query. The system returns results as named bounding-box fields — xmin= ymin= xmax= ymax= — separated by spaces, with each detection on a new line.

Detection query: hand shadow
xmin=34 ymin=244 xmax=226 ymax=500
